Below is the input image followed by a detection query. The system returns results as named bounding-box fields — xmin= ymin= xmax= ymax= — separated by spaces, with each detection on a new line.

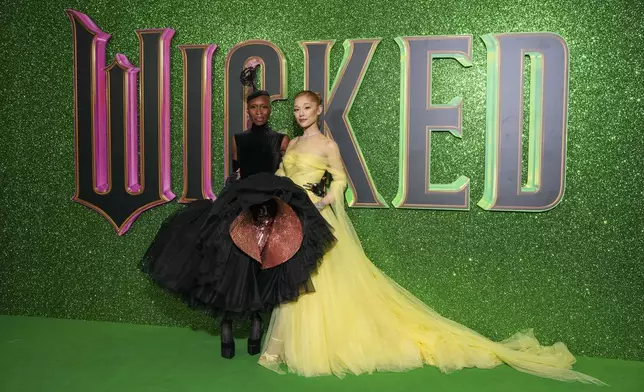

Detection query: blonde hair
xmin=294 ymin=90 xmax=321 ymax=106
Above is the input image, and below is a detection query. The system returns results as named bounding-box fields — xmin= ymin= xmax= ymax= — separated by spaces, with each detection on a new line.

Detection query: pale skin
xmin=289 ymin=94 xmax=341 ymax=208
xmin=232 ymin=95 xmax=290 ymax=162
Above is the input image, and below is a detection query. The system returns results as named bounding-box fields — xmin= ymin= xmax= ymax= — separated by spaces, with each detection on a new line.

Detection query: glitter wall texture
xmin=1 ymin=0 xmax=643 ymax=361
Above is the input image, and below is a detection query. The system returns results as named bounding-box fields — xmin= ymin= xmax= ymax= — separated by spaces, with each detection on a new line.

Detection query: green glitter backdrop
xmin=1 ymin=0 xmax=643 ymax=361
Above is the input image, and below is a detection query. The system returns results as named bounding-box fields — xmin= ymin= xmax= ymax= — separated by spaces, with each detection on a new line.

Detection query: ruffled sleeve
xmin=323 ymin=141 xmax=363 ymax=249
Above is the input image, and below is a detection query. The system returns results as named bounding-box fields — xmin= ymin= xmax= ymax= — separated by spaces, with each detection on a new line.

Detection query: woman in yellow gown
xmin=258 ymin=90 xmax=604 ymax=385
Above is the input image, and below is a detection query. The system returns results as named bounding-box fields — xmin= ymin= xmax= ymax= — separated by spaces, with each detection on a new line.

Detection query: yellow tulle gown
xmin=258 ymin=140 xmax=604 ymax=385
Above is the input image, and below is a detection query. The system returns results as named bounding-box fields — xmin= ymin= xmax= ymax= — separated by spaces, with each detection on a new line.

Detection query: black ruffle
xmin=141 ymin=172 xmax=336 ymax=317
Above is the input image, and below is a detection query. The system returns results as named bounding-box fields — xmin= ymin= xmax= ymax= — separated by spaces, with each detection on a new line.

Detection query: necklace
xmin=301 ymin=131 xmax=322 ymax=138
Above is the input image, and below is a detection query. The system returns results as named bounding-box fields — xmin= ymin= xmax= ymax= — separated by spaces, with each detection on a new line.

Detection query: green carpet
xmin=1 ymin=316 xmax=642 ymax=392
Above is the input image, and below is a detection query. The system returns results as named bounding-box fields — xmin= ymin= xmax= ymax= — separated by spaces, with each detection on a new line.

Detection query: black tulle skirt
xmin=141 ymin=172 xmax=336 ymax=317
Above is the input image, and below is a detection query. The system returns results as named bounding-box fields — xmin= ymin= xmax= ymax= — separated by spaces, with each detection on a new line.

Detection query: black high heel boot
xmin=220 ymin=318 xmax=235 ymax=359
xmin=247 ymin=313 xmax=262 ymax=355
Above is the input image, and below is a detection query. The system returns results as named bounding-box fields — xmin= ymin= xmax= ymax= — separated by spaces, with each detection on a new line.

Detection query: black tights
xmin=221 ymin=312 xmax=262 ymax=338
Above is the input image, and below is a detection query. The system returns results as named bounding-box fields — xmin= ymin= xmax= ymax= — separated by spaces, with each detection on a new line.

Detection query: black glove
xmin=303 ymin=171 xmax=332 ymax=197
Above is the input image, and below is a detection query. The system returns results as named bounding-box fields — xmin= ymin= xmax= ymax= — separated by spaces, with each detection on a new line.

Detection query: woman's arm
xmin=315 ymin=140 xmax=346 ymax=209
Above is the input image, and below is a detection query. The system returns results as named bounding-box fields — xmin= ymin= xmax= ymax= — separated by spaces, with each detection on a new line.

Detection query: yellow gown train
xmin=258 ymin=142 xmax=604 ymax=385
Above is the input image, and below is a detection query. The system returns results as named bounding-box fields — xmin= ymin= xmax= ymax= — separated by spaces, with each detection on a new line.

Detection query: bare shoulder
xmin=323 ymin=138 xmax=340 ymax=154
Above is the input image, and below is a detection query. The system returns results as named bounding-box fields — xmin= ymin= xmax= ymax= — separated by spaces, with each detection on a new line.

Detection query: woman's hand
xmin=303 ymin=182 xmax=325 ymax=197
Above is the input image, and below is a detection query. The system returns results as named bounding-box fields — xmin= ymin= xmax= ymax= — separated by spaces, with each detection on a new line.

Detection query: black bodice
xmin=234 ymin=124 xmax=285 ymax=179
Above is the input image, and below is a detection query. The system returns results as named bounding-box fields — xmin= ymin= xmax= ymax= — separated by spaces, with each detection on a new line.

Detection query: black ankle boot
xmin=247 ymin=313 xmax=262 ymax=355
xmin=220 ymin=319 xmax=235 ymax=359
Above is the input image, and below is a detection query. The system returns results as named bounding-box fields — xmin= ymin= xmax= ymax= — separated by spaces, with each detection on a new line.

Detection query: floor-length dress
xmin=258 ymin=140 xmax=603 ymax=385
